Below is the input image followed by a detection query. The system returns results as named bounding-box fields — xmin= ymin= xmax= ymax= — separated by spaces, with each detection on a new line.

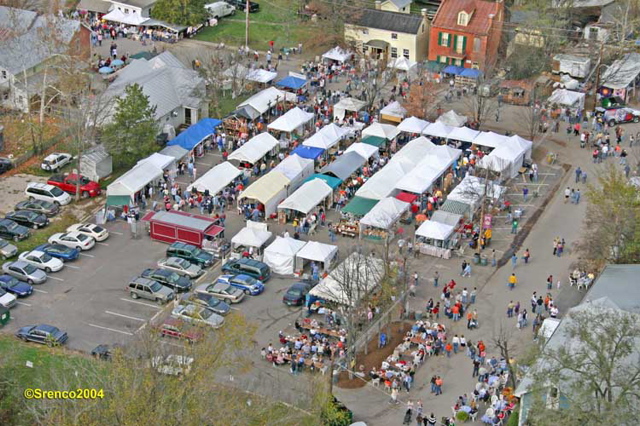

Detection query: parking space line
xmin=110 ymin=231 xmax=124 ymax=235
xmin=105 ymin=311 xmax=146 ymax=322
xmin=16 ymin=301 xmax=31 ymax=306
xmin=48 ymin=276 xmax=65 ymax=281
xmin=120 ymin=298 xmax=161 ymax=309
xmin=33 ymin=289 xmax=48 ymax=293
xmin=65 ymin=265 xmax=81 ymax=269
xmin=87 ymin=323 xmax=134 ymax=336
xmin=80 ymin=253 xmax=94 ymax=258
xmin=97 ymin=243 xmax=109 ymax=247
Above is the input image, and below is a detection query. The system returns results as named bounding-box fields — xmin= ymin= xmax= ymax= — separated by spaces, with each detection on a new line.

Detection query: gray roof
xmin=601 ymin=52 xmax=640 ymax=90
xmin=349 ymin=9 xmax=424 ymax=34
xmin=149 ymin=211 xmax=215 ymax=232
xmin=321 ymin=152 xmax=366 ymax=181
xmin=430 ymin=210 xmax=462 ymax=227
xmin=82 ymin=146 xmax=110 ymax=163
xmin=76 ymin=0 xmax=113 ymax=13
xmin=583 ymin=264 xmax=640 ymax=313
xmin=159 ymin=145 xmax=189 ymax=161
xmin=553 ymin=0 xmax=614 ymax=7
xmin=112 ymin=0 xmax=157 ymax=8
xmin=0 ymin=6 xmax=82 ymax=75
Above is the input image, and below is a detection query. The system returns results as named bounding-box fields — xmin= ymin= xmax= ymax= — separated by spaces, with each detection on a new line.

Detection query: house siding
xmin=345 ymin=18 xmax=429 ymax=62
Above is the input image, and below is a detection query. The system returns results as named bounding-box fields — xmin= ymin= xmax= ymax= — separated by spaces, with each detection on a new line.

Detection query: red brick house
xmin=428 ymin=0 xmax=504 ymax=73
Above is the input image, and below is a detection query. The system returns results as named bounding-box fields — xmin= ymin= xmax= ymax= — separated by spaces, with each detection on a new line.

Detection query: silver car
xmin=0 ymin=238 xmax=18 ymax=260
xmin=171 ymin=303 xmax=224 ymax=329
xmin=157 ymin=257 xmax=204 ymax=279
xmin=2 ymin=261 xmax=47 ymax=284
xmin=127 ymin=277 xmax=174 ymax=304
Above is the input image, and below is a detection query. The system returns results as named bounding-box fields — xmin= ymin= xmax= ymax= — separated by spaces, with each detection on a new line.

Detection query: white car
xmin=41 ymin=153 xmax=72 ymax=172
xmin=0 ymin=288 xmax=17 ymax=308
xmin=48 ymin=232 xmax=95 ymax=251
xmin=157 ymin=257 xmax=204 ymax=279
xmin=66 ymin=223 xmax=109 ymax=242
xmin=171 ymin=303 xmax=224 ymax=329
xmin=18 ymin=250 xmax=64 ymax=273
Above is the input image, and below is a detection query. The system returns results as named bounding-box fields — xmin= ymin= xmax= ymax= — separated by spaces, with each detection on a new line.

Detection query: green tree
xmin=151 ymin=0 xmax=208 ymax=26
xmin=102 ymin=84 xmax=158 ymax=169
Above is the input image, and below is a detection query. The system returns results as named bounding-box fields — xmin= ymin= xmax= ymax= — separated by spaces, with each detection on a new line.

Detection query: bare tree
xmin=514 ymin=95 xmax=543 ymax=142
xmin=492 ymin=321 xmax=518 ymax=391
xmin=404 ymin=79 xmax=442 ymax=121
xmin=462 ymin=81 xmax=497 ymax=128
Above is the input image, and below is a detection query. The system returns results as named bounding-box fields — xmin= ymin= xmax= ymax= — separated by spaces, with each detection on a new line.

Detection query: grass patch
xmin=215 ymin=92 xmax=252 ymax=117
xmin=14 ymin=213 xmax=79 ymax=253
xmin=195 ymin=19 xmax=307 ymax=47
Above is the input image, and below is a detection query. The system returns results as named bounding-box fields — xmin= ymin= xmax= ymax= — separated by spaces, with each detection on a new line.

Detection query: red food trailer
xmin=142 ymin=211 xmax=224 ymax=248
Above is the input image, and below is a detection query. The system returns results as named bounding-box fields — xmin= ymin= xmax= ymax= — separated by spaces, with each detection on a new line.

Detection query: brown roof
xmin=432 ymin=0 xmax=501 ymax=36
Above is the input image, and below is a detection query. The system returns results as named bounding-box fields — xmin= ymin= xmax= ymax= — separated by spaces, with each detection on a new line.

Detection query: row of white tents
xmin=263 ymin=237 xmax=338 ymax=275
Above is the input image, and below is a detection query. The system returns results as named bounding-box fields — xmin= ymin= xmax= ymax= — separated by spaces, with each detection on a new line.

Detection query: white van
xmin=205 ymin=1 xmax=236 ymax=19
xmin=25 ymin=183 xmax=72 ymax=206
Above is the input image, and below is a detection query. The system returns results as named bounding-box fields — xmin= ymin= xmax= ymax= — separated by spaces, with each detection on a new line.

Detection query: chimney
xmin=421 ymin=8 xmax=428 ymax=17
xmin=375 ymin=0 xmax=382 ymax=10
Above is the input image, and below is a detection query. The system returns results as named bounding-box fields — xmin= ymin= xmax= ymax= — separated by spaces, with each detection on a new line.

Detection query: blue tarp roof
xmin=460 ymin=68 xmax=483 ymax=78
xmin=443 ymin=65 xmax=464 ymax=75
xmin=167 ymin=118 xmax=223 ymax=150
xmin=291 ymin=145 xmax=324 ymax=160
xmin=304 ymin=174 xmax=342 ymax=189
xmin=276 ymin=76 xmax=307 ymax=90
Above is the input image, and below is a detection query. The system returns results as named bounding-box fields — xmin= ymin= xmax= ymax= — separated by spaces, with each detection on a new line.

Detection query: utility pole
xmin=593 ymin=41 xmax=605 ymax=110
xmin=245 ymin=0 xmax=250 ymax=49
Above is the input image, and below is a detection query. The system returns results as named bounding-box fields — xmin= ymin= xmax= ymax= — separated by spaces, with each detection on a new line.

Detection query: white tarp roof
xmin=103 ymin=9 xmax=149 ymax=25
xmin=360 ymin=197 xmax=410 ymax=230
xmin=308 ymin=253 xmax=384 ymax=306
xmin=239 ymin=171 xmax=290 ymax=203
xmin=395 ymin=148 xmax=461 ymax=194
xmin=390 ymin=136 xmax=436 ymax=168
xmin=231 ymin=226 xmax=273 ymax=248
xmin=296 ymin=241 xmax=338 ymax=264
xmin=345 ymin=142 xmax=379 ymax=159
xmin=228 ymin=132 xmax=279 ymax=164
xmin=387 ymin=57 xmax=417 ymax=71
xmin=547 ymin=89 xmax=585 ymax=109
xmin=263 ymin=237 xmax=307 ymax=275
xmin=107 ymin=161 xmax=163 ymax=197
xmin=422 ymin=121 xmax=454 ymax=138
xmin=303 ymin=123 xmax=348 ymax=149
xmin=362 ymin=122 xmax=400 ymax=140
xmin=478 ymin=135 xmax=533 ymax=178
xmin=187 ymin=161 xmax=242 ymax=194
xmin=601 ymin=52 xmax=640 ymax=90
xmin=272 ymin=154 xmax=314 ymax=181
xmin=322 ymin=46 xmax=353 ymax=63
xmin=334 ymin=97 xmax=366 ymax=119
xmin=398 ymin=116 xmax=430 ymax=134
xmin=159 ymin=145 xmax=189 ymax=161
xmin=447 ymin=175 xmax=505 ymax=211
xmin=267 ymin=107 xmax=314 ymax=133
xmin=380 ymin=101 xmax=407 ymax=119
xmin=137 ymin=152 xmax=175 ymax=170
xmin=447 ymin=126 xmax=481 ymax=143
xmin=278 ymin=178 xmax=333 ymax=214
xmin=437 ymin=110 xmax=467 ymax=127
xmin=356 ymin=160 xmax=412 ymax=200
xmin=246 ymin=68 xmax=278 ymax=84
xmin=238 ymin=87 xmax=297 ymax=118
xmin=473 ymin=131 xmax=510 ymax=149
xmin=416 ymin=220 xmax=455 ymax=240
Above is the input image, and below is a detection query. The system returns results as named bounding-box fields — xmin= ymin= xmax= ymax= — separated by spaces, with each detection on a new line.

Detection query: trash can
xmin=480 ymin=256 xmax=488 ymax=266
xmin=415 ymin=311 xmax=423 ymax=321
xmin=472 ymin=253 xmax=481 ymax=264
xmin=0 ymin=306 xmax=10 ymax=327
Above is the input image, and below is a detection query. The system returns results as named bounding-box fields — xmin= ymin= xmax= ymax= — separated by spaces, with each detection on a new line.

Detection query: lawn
xmin=13 ymin=213 xmax=80 ymax=253
xmin=214 ymin=92 xmax=251 ymax=117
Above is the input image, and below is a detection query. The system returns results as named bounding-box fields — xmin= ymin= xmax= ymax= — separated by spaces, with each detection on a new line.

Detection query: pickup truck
xmin=47 ymin=174 xmax=102 ymax=198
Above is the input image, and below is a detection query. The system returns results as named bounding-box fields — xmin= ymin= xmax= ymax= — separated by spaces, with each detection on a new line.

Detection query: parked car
xmin=157 ymin=257 xmax=204 ymax=279
xmin=25 ymin=182 xmax=72 ymax=206
xmin=16 ymin=324 xmax=68 ymax=346
xmin=0 ymin=288 xmax=17 ymax=308
xmin=141 ymin=268 xmax=192 ymax=293
xmin=0 ymin=219 xmax=30 ymax=242
xmin=18 ymin=250 xmax=64 ymax=273
xmin=195 ymin=282 xmax=245 ymax=304
xmin=0 ymin=157 xmax=13 ymax=174
xmin=283 ymin=279 xmax=317 ymax=306
xmin=157 ymin=317 xmax=203 ymax=343
xmin=151 ymin=354 xmax=193 ymax=376
xmin=178 ymin=292 xmax=230 ymax=316
xmin=41 ymin=153 xmax=72 ymax=172
xmin=221 ymin=258 xmax=271 ymax=281
xmin=91 ymin=343 xmax=123 ymax=361
xmin=226 ymin=0 xmax=259 ymax=12
xmin=47 ymin=173 xmax=102 ymax=198
xmin=216 ymin=274 xmax=264 ymax=295
xmin=48 ymin=232 xmax=95 ymax=250
xmin=35 ymin=243 xmax=79 ymax=261
xmin=0 ymin=274 xmax=33 ymax=297
xmin=171 ymin=303 xmax=225 ymax=329
xmin=0 ymin=238 xmax=18 ymax=260
xmin=5 ymin=210 xmax=48 ymax=229
xmin=595 ymin=106 xmax=640 ymax=126
xmin=205 ymin=1 xmax=236 ymax=18
xmin=127 ymin=277 xmax=174 ymax=304
xmin=2 ymin=260 xmax=47 ymax=284
xmin=166 ymin=242 xmax=214 ymax=268
xmin=66 ymin=223 xmax=109 ymax=241
xmin=15 ymin=199 xmax=59 ymax=217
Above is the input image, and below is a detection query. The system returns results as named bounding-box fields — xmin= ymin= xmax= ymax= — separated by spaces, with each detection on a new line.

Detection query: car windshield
xmin=93 ymin=225 xmax=104 ymax=232
xmin=43 ymin=159 xmax=53 ymax=165
xmin=243 ymin=276 xmax=257 ymax=285
xmin=177 ymin=259 xmax=190 ymax=268
xmin=288 ymin=288 xmax=303 ymax=296
xmin=5 ymin=277 xmax=18 ymax=286
xmin=200 ymin=309 xmax=213 ymax=320
xmin=192 ymin=248 xmax=203 ymax=256
xmin=50 ymin=187 xmax=64 ymax=196
xmin=38 ymin=200 xmax=54 ymax=209
xmin=23 ymin=264 xmax=37 ymax=274
xmin=5 ymin=221 xmax=17 ymax=230
xmin=79 ymin=176 xmax=90 ymax=185
xmin=209 ymin=298 xmax=221 ymax=307
xmin=40 ymin=253 xmax=53 ymax=262
xmin=26 ymin=211 xmax=37 ymax=219
xmin=150 ymin=282 xmax=163 ymax=292
xmin=76 ymin=234 xmax=88 ymax=241
xmin=50 ymin=245 xmax=64 ymax=253
xmin=167 ymin=272 xmax=180 ymax=283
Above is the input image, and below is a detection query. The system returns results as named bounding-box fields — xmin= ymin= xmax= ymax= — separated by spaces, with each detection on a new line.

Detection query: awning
xmin=167 ymin=118 xmax=222 ymax=151
xmin=425 ymin=61 xmax=446 ymax=72
xmin=267 ymin=107 xmax=314 ymax=133
xmin=395 ymin=192 xmax=418 ymax=203
xmin=321 ymin=152 xmax=366 ymax=181
xmin=139 ymin=19 xmax=187 ymax=32
xmin=398 ymin=116 xmax=430 ymax=134
xmin=159 ymin=145 xmax=189 ymax=162
xmin=342 ymin=196 xmax=379 ymax=216
xmin=228 ymin=132 xmax=279 ymax=164
xmin=188 ymin=162 xmax=242 ymax=194
xmin=443 ymin=65 xmax=464 ymax=75
xmin=362 ymin=123 xmax=400 ymax=140
xmin=460 ymin=68 xmax=483 ymax=79
xmin=137 ymin=152 xmax=175 ymax=170
xmin=365 ymin=39 xmax=389 ymax=49
xmin=322 ymin=46 xmax=353 ymax=63
xmin=440 ymin=199 xmax=471 ymax=217
xmin=291 ymin=146 xmax=325 ymax=160
xmin=431 ymin=210 xmax=462 ymax=227
xmin=276 ymin=76 xmax=307 ymax=90
xmin=107 ymin=161 xmax=163 ymax=198
xmin=304 ymin=173 xmax=342 ymax=189
xmin=416 ymin=220 xmax=455 ymax=240
xmin=204 ymin=225 xmax=224 ymax=238
xmin=106 ymin=195 xmax=131 ymax=206
xmin=344 ymin=142 xmax=379 ymax=160
xmin=278 ymin=179 xmax=333 ymax=214
xmin=362 ymin=135 xmax=386 ymax=147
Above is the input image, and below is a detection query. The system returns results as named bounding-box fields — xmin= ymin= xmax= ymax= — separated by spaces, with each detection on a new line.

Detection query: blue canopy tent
xmin=443 ymin=65 xmax=464 ymax=75
xmin=303 ymin=174 xmax=342 ymax=189
xmin=460 ymin=69 xmax=483 ymax=79
xmin=291 ymin=145 xmax=325 ymax=160
xmin=167 ymin=118 xmax=223 ymax=151
xmin=276 ymin=76 xmax=307 ymax=90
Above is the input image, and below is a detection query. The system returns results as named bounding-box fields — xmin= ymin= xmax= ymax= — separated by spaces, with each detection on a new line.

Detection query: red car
xmin=157 ymin=317 xmax=203 ymax=343
xmin=47 ymin=173 xmax=101 ymax=198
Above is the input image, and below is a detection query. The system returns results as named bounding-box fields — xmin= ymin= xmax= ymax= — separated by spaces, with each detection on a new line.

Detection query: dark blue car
xmin=35 ymin=243 xmax=79 ymax=261
xmin=0 ymin=274 xmax=33 ymax=297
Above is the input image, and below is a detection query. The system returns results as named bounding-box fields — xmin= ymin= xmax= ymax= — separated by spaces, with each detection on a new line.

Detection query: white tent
xmin=137 ymin=152 xmax=175 ymax=171
xmin=446 ymin=126 xmax=481 ymax=143
xmin=437 ymin=110 xmax=468 ymax=127
xmin=422 ymin=121 xmax=454 ymax=139
xmin=238 ymin=171 xmax=290 ymax=216
xmin=278 ymin=179 xmax=333 ymax=214
xmin=362 ymin=122 xmax=400 ymax=140
xmin=415 ymin=220 xmax=455 ymax=240
xmin=547 ymin=89 xmax=585 ymax=110
xmin=267 ymin=107 xmax=314 ymax=133
xmin=231 ymin=226 xmax=273 ymax=248
xmin=228 ymin=132 xmax=279 ymax=164
xmin=107 ymin=161 xmax=163 ymax=199
xmin=246 ymin=69 xmax=278 ymax=84
xmin=188 ymin=162 xmax=242 ymax=194
xmin=303 ymin=123 xmax=349 ymax=150
xmin=379 ymin=101 xmax=407 ymax=121
xmin=395 ymin=148 xmax=461 ymax=194
xmin=295 ymin=241 xmax=338 ymax=271
xmin=473 ymin=131 xmax=510 ymax=149
xmin=102 ymin=9 xmax=127 ymax=23
xmin=345 ymin=142 xmax=379 ymax=159
xmin=356 ymin=160 xmax=412 ymax=200
xmin=333 ymin=97 xmax=366 ymax=120
xmin=322 ymin=46 xmax=353 ymax=63
xmin=238 ymin=87 xmax=297 ymax=119
xmin=390 ymin=136 xmax=436 ymax=168
xmin=263 ymin=237 xmax=307 ymax=275
xmin=359 ymin=197 xmax=410 ymax=230
xmin=387 ymin=57 xmax=417 ymax=71
xmin=122 ymin=11 xmax=149 ymax=25
xmin=398 ymin=116 xmax=430 ymax=134
xmin=447 ymin=175 xmax=505 ymax=211
xmin=478 ymin=135 xmax=533 ymax=179
xmin=272 ymin=154 xmax=314 ymax=191
xmin=159 ymin=145 xmax=189 ymax=162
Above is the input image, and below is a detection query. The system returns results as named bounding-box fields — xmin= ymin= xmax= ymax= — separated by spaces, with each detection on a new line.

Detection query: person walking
xmin=508 ymin=273 xmax=518 ymax=290
xmin=523 ymin=248 xmax=531 ymax=264
xmin=575 ymin=189 xmax=581 ymax=204
xmin=390 ymin=387 xmax=399 ymax=404
xmin=575 ymin=167 xmax=582 ymax=183
xmin=507 ymin=301 xmax=515 ymax=318
xmin=470 ymin=287 xmax=477 ymax=304
xmin=461 ymin=260 xmax=468 ymax=276
xmin=462 ymin=262 xmax=471 ymax=277
xmin=546 ymin=275 xmax=553 ymax=291
xmin=434 ymin=376 xmax=443 ymax=395
xmin=511 ymin=218 xmax=519 ymax=234
xmin=511 ymin=253 xmax=518 ymax=268
xmin=491 ymin=249 xmax=497 ymax=267
xmin=433 ymin=271 xmax=439 ymax=287
xmin=564 ymin=187 xmax=571 ymax=203
xmin=522 ymin=186 xmax=529 ymax=202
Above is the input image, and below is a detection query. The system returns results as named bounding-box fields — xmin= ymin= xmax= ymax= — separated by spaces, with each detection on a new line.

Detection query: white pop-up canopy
xmin=345 ymin=142 xmax=379 ymax=159
xmin=422 ymin=121 xmax=454 ymax=139
xmin=446 ymin=126 xmax=481 ymax=143
xmin=447 ymin=175 xmax=505 ymax=211
xmin=188 ymin=161 xmax=242 ymax=194
xmin=390 ymin=136 xmax=436 ymax=168
xmin=473 ymin=131 xmax=510 ymax=149
xmin=395 ymin=162 xmax=443 ymax=194
xmin=263 ymin=236 xmax=307 ymax=275
xmin=387 ymin=56 xmax=417 ymax=71
xmin=246 ymin=69 xmax=278 ymax=84
xmin=437 ymin=110 xmax=468 ymax=127
xmin=362 ymin=122 xmax=400 ymax=140
xmin=231 ymin=226 xmax=273 ymax=248
xmin=296 ymin=241 xmax=338 ymax=271
xmin=322 ymin=46 xmax=353 ymax=63
xmin=303 ymin=123 xmax=349 ymax=150
xmin=238 ymin=87 xmax=297 ymax=119
xmin=547 ymin=89 xmax=585 ymax=109
xmin=107 ymin=161 xmax=163 ymax=199
xmin=356 ymin=160 xmax=412 ymax=200
xmin=228 ymin=132 xmax=279 ymax=164
xmin=267 ymin=107 xmax=314 ymax=133
xmin=380 ymin=101 xmax=407 ymax=120
xmin=398 ymin=116 xmax=430 ymax=134
xmin=238 ymin=171 xmax=290 ymax=216
xmin=415 ymin=220 xmax=455 ymax=241
xmin=137 ymin=152 xmax=175 ymax=171
xmin=333 ymin=97 xmax=366 ymax=120
xmin=359 ymin=197 xmax=410 ymax=230
xmin=272 ymin=154 xmax=314 ymax=191
xmin=478 ymin=135 xmax=533 ymax=179
xmin=278 ymin=178 xmax=333 ymax=214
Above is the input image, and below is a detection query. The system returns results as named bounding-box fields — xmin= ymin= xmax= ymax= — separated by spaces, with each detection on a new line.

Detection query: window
xmin=589 ymin=27 xmax=599 ymax=40
xmin=124 ymin=8 xmax=129 ymax=13
xmin=391 ymin=33 xmax=398 ymax=40
xmin=474 ymin=37 xmax=481 ymax=53
xmin=438 ymin=55 xmax=447 ymax=64
xmin=546 ymin=387 xmax=560 ymax=410
xmin=457 ymin=12 xmax=468 ymax=26
xmin=454 ymin=35 xmax=466 ymax=54
xmin=403 ymin=49 xmax=410 ymax=59
xmin=391 ymin=47 xmax=398 ymax=58
xmin=1 ymin=70 xmax=6 ymax=79
xmin=362 ymin=28 xmax=368 ymax=35
xmin=438 ymin=32 xmax=450 ymax=47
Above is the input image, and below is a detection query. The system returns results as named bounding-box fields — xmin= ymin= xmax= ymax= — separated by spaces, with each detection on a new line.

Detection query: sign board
xmin=483 ymin=214 xmax=493 ymax=230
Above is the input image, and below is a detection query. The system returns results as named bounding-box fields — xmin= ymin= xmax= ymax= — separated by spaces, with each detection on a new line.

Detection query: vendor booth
xmin=272 ymin=154 xmax=314 ymax=191
xmin=295 ymin=241 xmax=338 ymax=273
xmin=137 ymin=152 xmax=176 ymax=174
xmin=103 ymin=9 xmax=150 ymax=25
xmin=227 ymin=132 xmax=279 ymax=168
xmin=437 ymin=110 xmax=467 ymax=127
xmin=398 ymin=116 xmax=430 ymax=134
xmin=478 ymin=135 xmax=532 ymax=179
xmin=246 ymin=69 xmax=278 ymax=84
xmin=356 ymin=160 xmax=412 ymax=201
xmin=238 ymin=171 xmax=290 ymax=217
xmin=321 ymin=152 xmax=366 ymax=181
xmin=106 ymin=161 xmax=163 ymax=206
xmin=159 ymin=145 xmax=189 ymax=162
xmin=422 ymin=121 xmax=454 ymax=139
xmin=379 ymin=101 xmax=407 ymax=124
xmin=267 ymin=107 xmax=314 ymax=134
xmin=333 ymin=97 xmax=366 ymax=120
xmin=447 ymin=175 xmax=506 ymax=213
xmin=263 ymin=237 xmax=307 ymax=275
xmin=359 ymin=197 xmax=410 ymax=242
xmin=547 ymin=89 xmax=585 ymax=111
xmin=361 ymin=122 xmax=400 ymax=141
xmin=344 ymin=142 xmax=379 ymax=160
xmin=188 ymin=161 xmax=242 ymax=195
xmin=322 ymin=46 xmax=353 ymax=63
xmin=167 ymin=118 xmax=222 ymax=157
xmin=415 ymin=220 xmax=457 ymax=259
xmin=390 ymin=136 xmax=436 ymax=168
xmin=387 ymin=57 xmax=417 ymax=73
xmin=291 ymin=146 xmax=325 ymax=161
xmin=303 ymin=123 xmax=349 ymax=150
xmin=230 ymin=221 xmax=272 ymax=261
xmin=472 ymin=131 xmax=509 ymax=149
xmin=446 ymin=126 xmax=481 ymax=143
xmin=304 ymin=173 xmax=342 ymax=189
xmin=237 ymin=87 xmax=297 ymax=120
xmin=394 ymin=147 xmax=461 ymax=195
xmin=277 ymin=178 xmax=333 ymax=220
xmin=276 ymin=75 xmax=308 ymax=91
